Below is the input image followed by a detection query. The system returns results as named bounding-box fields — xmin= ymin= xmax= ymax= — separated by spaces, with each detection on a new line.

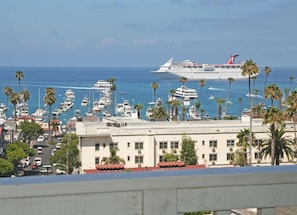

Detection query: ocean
xmin=0 ymin=66 xmax=296 ymax=124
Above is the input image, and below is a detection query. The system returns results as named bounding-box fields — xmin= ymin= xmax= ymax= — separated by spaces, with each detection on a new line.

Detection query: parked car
xmin=34 ymin=157 xmax=42 ymax=166
xmin=37 ymin=135 xmax=45 ymax=142
xmin=37 ymin=146 xmax=43 ymax=154
xmin=20 ymin=156 xmax=30 ymax=167
xmin=53 ymin=163 xmax=67 ymax=175
xmin=40 ymin=165 xmax=53 ymax=175
xmin=56 ymin=142 xmax=62 ymax=149
xmin=51 ymin=148 xmax=56 ymax=156
xmin=32 ymin=163 xmax=38 ymax=170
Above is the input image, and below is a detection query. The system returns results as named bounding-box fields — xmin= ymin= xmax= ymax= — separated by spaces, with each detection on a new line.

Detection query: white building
xmin=76 ymin=117 xmax=297 ymax=173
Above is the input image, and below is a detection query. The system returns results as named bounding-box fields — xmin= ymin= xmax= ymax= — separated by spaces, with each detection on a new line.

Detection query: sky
xmin=0 ymin=0 xmax=296 ymax=67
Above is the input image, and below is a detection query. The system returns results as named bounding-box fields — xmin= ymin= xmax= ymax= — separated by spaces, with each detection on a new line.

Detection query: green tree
xmin=264 ymin=83 xmax=282 ymax=108
xmin=50 ymin=133 xmax=80 ymax=173
xmin=260 ymin=126 xmax=296 ymax=165
xmin=151 ymin=81 xmax=159 ymax=102
xmin=6 ymin=143 xmax=27 ymax=170
xmin=16 ymin=70 xmax=24 ymax=92
xmin=180 ymin=135 xmax=197 ymax=165
xmin=236 ymin=128 xmax=255 ymax=165
xmin=0 ymin=158 xmax=14 ymax=177
xmin=263 ymin=66 xmax=271 ymax=95
xmin=241 ymin=59 xmax=260 ymax=166
xmin=134 ymin=103 xmax=144 ymax=119
xmin=232 ymin=150 xmax=246 ymax=167
xmin=9 ymin=91 xmax=20 ymax=120
xmin=44 ymin=87 xmax=56 ymax=138
xmin=285 ymin=90 xmax=297 ymax=145
xmin=215 ymin=98 xmax=225 ymax=120
xmin=101 ymin=148 xmax=125 ymax=165
xmin=108 ymin=77 xmax=116 ymax=115
xmin=19 ymin=121 xmax=44 ymax=145
xmin=225 ymin=77 xmax=234 ymax=115
xmin=20 ymin=89 xmax=31 ymax=103
xmin=150 ymin=105 xmax=169 ymax=121
xmin=289 ymin=76 xmax=294 ymax=92
xmin=263 ymin=106 xmax=284 ymax=165
xmin=3 ymin=86 xmax=13 ymax=106
xmin=163 ymin=152 xmax=179 ymax=162
xmin=12 ymin=140 xmax=35 ymax=157
xmin=238 ymin=97 xmax=243 ymax=119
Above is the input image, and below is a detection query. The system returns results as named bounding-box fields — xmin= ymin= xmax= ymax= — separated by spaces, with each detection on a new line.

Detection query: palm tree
xmin=284 ymin=88 xmax=290 ymax=106
xmin=107 ymin=77 xmax=116 ymax=115
xmin=238 ymin=97 xmax=243 ymax=119
xmin=242 ymin=59 xmax=259 ymax=166
xmin=289 ymin=76 xmax=294 ymax=93
xmin=44 ymin=87 xmax=56 ymax=137
xmin=225 ymin=77 xmax=234 ymax=116
xmin=151 ymin=81 xmax=159 ymax=103
xmin=216 ymin=98 xmax=225 ymax=120
xmin=21 ymin=90 xmax=31 ymax=103
xmin=179 ymin=76 xmax=187 ymax=86
xmin=263 ymin=66 xmax=271 ymax=92
xmin=236 ymin=128 xmax=255 ymax=166
xmin=181 ymin=106 xmax=188 ymax=121
xmin=264 ymin=83 xmax=282 ymax=108
xmin=15 ymin=70 xmax=24 ymax=92
xmin=3 ymin=86 xmax=13 ymax=106
xmin=171 ymin=99 xmax=181 ymax=121
xmin=168 ymin=89 xmax=176 ymax=119
xmin=285 ymin=90 xmax=297 ymax=145
xmin=262 ymin=106 xmax=284 ymax=165
xmin=150 ymin=106 xmax=169 ymax=121
xmin=199 ymin=79 xmax=205 ymax=99
xmin=260 ymin=126 xmax=295 ymax=165
xmin=9 ymin=91 xmax=20 ymax=121
xmin=134 ymin=103 xmax=144 ymax=119
xmin=101 ymin=148 xmax=125 ymax=165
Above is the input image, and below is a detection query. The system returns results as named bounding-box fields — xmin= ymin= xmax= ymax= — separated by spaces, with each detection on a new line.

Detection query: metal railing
xmin=1 ymin=165 xmax=297 ymax=215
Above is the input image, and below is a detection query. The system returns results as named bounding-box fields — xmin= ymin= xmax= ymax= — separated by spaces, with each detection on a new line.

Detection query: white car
xmin=34 ymin=157 xmax=42 ymax=166
xmin=40 ymin=165 xmax=53 ymax=175
xmin=56 ymin=142 xmax=62 ymax=149
xmin=51 ymin=148 xmax=57 ymax=156
xmin=37 ymin=135 xmax=45 ymax=142
xmin=20 ymin=156 xmax=30 ymax=167
xmin=37 ymin=146 xmax=43 ymax=154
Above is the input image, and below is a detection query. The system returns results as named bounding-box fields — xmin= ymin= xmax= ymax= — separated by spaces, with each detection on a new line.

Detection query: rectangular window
xmin=95 ymin=143 xmax=100 ymax=151
xmin=159 ymin=141 xmax=168 ymax=149
xmin=135 ymin=142 xmax=144 ymax=150
xmin=127 ymin=142 xmax=130 ymax=147
xmin=135 ymin=156 xmax=143 ymax=164
xmin=254 ymin=152 xmax=260 ymax=159
xmin=209 ymin=140 xmax=217 ymax=148
xmin=209 ymin=154 xmax=217 ymax=161
xmin=227 ymin=153 xmax=234 ymax=161
xmin=127 ymin=156 xmax=130 ymax=161
xmin=110 ymin=143 xmax=118 ymax=149
xmin=95 ymin=157 xmax=100 ymax=165
xmin=227 ymin=139 xmax=235 ymax=147
xmin=255 ymin=139 xmax=262 ymax=147
xmin=159 ymin=155 xmax=165 ymax=162
xmin=170 ymin=141 xmax=179 ymax=149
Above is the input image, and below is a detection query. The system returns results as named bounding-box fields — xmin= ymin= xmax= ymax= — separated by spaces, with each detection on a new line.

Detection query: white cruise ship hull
xmin=152 ymin=55 xmax=256 ymax=80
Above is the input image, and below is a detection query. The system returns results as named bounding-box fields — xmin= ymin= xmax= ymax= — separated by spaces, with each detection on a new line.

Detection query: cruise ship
xmin=152 ymin=54 xmax=251 ymax=80
xmin=92 ymin=80 xmax=112 ymax=91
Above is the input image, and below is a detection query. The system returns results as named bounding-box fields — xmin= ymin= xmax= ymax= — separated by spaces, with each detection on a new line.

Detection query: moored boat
xmin=173 ymin=86 xmax=198 ymax=99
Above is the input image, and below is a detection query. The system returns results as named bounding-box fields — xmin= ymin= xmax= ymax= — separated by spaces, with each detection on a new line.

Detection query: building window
xmin=254 ymin=152 xmax=260 ymax=159
xmin=227 ymin=153 xmax=234 ymax=161
xmin=202 ymin=140 xmax=205 ymax=146
xmin=209 ymin=140 xmax=217 ymax=148
xmin=95 ymin=143 xmax=100 ymax=151
xmin=110 ymin=143 xmax=118 ymax=149
xmin=127 ymin=142 xmax=130 ymax=147
xmin=159 ymin=141 xmax=168 ymax=149
xmin=95 ymin=157 xmax=100 ymax=165
xmin=135 ymin=142 xmax=143 ymax=150
xmin=227 ymin=139 xmax=235 ymax=147
xmin=135 ymin=156 xmax=143 ymax=164
xmin=255 ymin=139 xmax=262 ymax=147
xmin=202 ymin=154 xmax=205 ymax=159
xmin=159 ymin=155 xmax=165 ymax=162
xmin=209 ymin=154 xmax=217 ymax=161
xmin=170 ymin=141 xmax=179 ymax=149
xmin=127 ymin=156 xmax=130 ymax=161
xmin=103 ymin=143 xmax=106 ymax=148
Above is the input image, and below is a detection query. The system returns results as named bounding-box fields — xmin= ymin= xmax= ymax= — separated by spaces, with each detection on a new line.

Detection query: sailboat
xmin=32 ymin=88 xmax=47 ymax=121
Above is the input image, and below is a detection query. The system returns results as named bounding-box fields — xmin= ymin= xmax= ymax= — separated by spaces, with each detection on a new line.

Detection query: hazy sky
xmin=1 ymin=0 xmax=296 ymax=67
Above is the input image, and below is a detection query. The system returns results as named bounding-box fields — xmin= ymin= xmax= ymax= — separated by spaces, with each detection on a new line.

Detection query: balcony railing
xmin=1 ymin=165 xmax=297 ymax=215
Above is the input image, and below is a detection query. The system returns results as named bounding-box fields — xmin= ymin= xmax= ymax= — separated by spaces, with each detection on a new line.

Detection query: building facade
xmin=75 ymin=117 xmax=297 ymax=173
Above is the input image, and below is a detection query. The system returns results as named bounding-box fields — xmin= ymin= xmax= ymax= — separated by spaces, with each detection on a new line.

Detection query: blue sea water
xmin=0 ymin=66 xmax=296 ymax=124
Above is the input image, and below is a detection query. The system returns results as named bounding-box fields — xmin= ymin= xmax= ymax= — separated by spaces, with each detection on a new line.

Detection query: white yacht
xmin=81 ymin=96 xmax=89 ymax=107
xmin=65 ymin=89 xmax=76 ymax=99
xmin=173 ymin=86 xmax=198 ymax=99
xmin=92 ymin=80 xmax=112 ymax=91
